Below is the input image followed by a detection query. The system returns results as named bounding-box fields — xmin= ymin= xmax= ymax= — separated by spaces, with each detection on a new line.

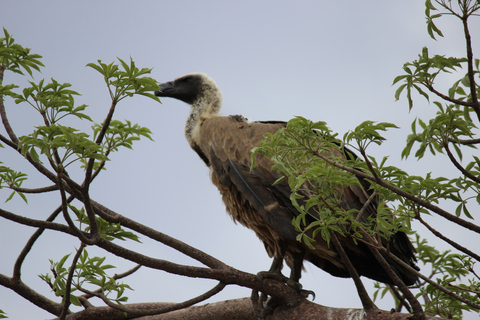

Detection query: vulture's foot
xmin=251 ymin=289 xmax=272 ymax=319
xmin=256 ymin=270 xmax=315 ymax=300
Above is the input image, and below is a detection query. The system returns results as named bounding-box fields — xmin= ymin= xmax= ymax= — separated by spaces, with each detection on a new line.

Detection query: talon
xmin=300 ymin=289 xmax=316 ymax=300
xmin=251 ymin=289 xmax=273 ymax=319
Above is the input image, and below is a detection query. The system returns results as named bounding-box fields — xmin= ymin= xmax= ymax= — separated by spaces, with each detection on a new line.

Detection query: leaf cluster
xmin=39 ymin=249 xmax=133 ymax=307
xmin=87 ymin=58 xmax=160 ymax=103
xmin=413 ymin=235 xmax=480 ymax=319
xmin=71 ymin=205 xmax=140 ymax=242
xmin=0 ymin=27 xmax=43 ymax=77
xmin=1 ymin=28 xmax=162 ymax=317
xmin=0 ymin=165 xmax=28 ymax=203
xmin=13 ymin=78 xmax=91 ymax=124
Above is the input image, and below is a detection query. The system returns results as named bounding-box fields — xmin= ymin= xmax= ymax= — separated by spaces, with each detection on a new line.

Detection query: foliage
xmin=254 ymin=0 xmax=480 ymax=318
xmin=39 ymin=249 xmax=133 ymax=307
xmin=1 ymin=1 xmax=480 ymax=319
xmin=0 ymin=28 xmax=160 ymax=318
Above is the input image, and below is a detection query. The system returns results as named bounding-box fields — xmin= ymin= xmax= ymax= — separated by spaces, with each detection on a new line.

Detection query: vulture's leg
xmin=289 ymin=254 xmax=315 ymax=300
xmin=256 ymin=256 xmax=286 ymax=282
xmin=251 ymin=256 xmax=285 ymax=318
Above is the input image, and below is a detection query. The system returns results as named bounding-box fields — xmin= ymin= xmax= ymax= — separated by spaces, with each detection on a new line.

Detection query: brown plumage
xmin=155 ymin=73 xmax=418 ymax=286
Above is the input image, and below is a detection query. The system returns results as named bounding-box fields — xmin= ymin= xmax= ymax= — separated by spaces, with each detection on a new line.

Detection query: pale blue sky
xmin=1 ymin=1 xmax=479 ymax=319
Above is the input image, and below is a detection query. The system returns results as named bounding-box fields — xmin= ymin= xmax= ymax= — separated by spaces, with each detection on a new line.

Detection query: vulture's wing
xmin=196 ymin=116 xmax=417 ymax=284
xmin=198 ymin=117 xmax=298 ymax=242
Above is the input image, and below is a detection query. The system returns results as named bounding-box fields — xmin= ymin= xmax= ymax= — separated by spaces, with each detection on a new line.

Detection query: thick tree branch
xmin=59 ymin=298 xmax=448 ymax=320
xmin=0 ymin=273 xmax=64 ymax=316
xmin=90 ymin=200 xmax=228 ymax=270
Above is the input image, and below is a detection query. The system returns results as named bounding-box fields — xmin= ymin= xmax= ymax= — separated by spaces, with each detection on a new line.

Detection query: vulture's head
xmin=155 ymin=73 xmax=222 ymax=109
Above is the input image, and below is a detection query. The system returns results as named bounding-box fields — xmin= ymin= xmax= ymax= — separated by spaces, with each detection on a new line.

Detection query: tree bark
xmin=59 ymin=298 xmax=447 ymax=320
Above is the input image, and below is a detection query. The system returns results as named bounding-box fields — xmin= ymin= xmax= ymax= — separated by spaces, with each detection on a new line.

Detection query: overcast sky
xmin=1 ymin=1 xmax=479 ymax=319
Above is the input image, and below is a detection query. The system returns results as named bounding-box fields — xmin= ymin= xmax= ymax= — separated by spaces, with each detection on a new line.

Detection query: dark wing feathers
xmin=197 ymin=116 xmax=417 ymax=285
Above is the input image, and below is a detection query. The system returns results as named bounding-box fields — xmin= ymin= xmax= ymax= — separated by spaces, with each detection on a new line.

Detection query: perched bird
xmin=155 ymin=73 xmax=418 ymax=289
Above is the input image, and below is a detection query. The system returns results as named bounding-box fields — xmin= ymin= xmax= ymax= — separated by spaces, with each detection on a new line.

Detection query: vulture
xmin=155 ymin=73 xmax=418 ymax=290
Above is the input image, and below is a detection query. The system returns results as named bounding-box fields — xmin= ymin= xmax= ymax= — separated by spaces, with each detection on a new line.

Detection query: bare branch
xmin=13 ymin=195 xmax=75 ymax=279
xmin=461 ymin=13 xmax=480 ymax=120
xmin=0 ymin=273 xmax=64 ymax=317
xmin=10 ymin=184 xmax=59 ymax=194
xmin=416 ymin=214 xmax=480 ymax=262
xmin=367 ymin=244 xmax=425 ymax=318
xmin=60 ymin=243 xmax=86 ymax=320
xmin=79 ymin=281 xmax=226 ymax=318
xmin=0 ymin=77 xmax=19 ymax=144
xmin=330 ymin=231 xmax=376 ymax=310
xmin=0 ymin=207 xmax=74 ymax=235
xmin=445 ymin=143 xmax=480 ymax=184
xmin=90 ymin=200 xmax=228 ymax=270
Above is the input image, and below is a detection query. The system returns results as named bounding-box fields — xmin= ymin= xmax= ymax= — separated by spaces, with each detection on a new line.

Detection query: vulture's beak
xmin=154 ymin=81 xmax=174 ymax=97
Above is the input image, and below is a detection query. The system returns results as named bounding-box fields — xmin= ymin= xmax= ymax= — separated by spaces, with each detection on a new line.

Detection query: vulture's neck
xmin=185 ymin=90 xmax=222 ymax=147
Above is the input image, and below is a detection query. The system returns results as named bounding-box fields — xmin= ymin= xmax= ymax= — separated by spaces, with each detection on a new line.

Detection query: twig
xmin=56 ymin=171 xmax=95 ymax=245
xmin=79 ymin=264 xmax=141 ymax=300
xmin=444 ymin=143 xmax=480 ymax=184
xmin=13 ymin=195 xmax=75 ymax=279
xmin=312 ymin=149 xmax=480 ymax=234
xmin=378 ymin=245 xmax=480 ymax=310
xmin=416 ymin=214 xmax=480 ymax=262
xmin=10 ymin=184 xmax=59 ymax=194
xmin=0 ymin=208 xmax=73 ymax=235
xmin=366 ymin=243 xmax=425 ymax=319
xmin=0 ymin=70 xmax=19 ymax=145
xmin=59 ymin=243 xmax=86 ymax=320
xmin=330 ymin=231 xmax=377 ymax=310
xmin=461 ymin=13 xmax=480 ymax=121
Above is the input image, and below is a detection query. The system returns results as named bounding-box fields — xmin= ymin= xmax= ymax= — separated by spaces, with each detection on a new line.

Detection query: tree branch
xmin=59 ymin=298 xmax=448 ymax=320
xmin=461 ymin=13 xmax=480 ymax=121
xmin=13 ymin=195 xmax=75 ymax=279
xmin=312 ymin=150 xmax=480 ymax=234
xmin=330 ymin=231 xmax=376 ymax=310
xmin=444 ymin=142 xmax=480 ymax=184
xmin=366 ymin=243 xmax=425 ymax=319
xmin=79 ymin=281 xmax=226 ymax=318
xmin=0 ymin=273 xmax=64 ymax=316
xmin=0 ymin=71 xmax=19 ymax=145
xmin=90 ymin=200 xmax=228 ymax=270
xmin=0 ymin=207 xmax=74 ymax=235
xmin=416 ymin=214 xmax=480 ymax=262
xmin=60 ymin=243 xmax=86 ymax=320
